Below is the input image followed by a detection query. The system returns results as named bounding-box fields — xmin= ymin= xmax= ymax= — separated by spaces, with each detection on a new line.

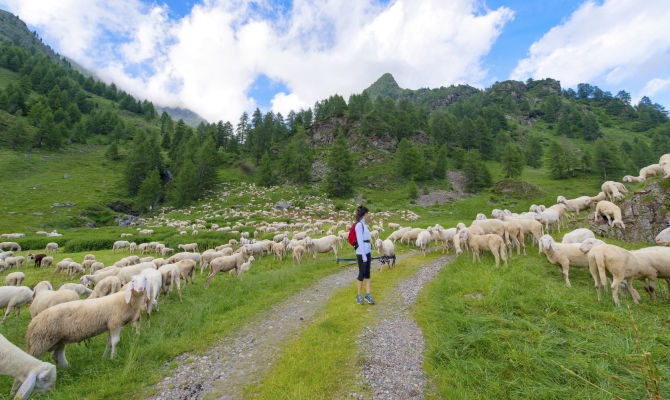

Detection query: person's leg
xmin=357 ymin=279 xmax=363 ymax=295
xmin=365 ymin=278 xmax=370 ymax=294
xmin=356 ymin=254 xmax=365 ymax=304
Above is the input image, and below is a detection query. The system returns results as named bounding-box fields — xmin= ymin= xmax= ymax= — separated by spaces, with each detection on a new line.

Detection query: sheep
xmin=655 ymin=227 xmax=670 ymax=246
xmin=88 ymin=276 xmax=123 ymax=299
xmin=54 ymin=258 xmax=74 ymax=274
xmin=272 ymin=242 xmax=286 ymax=261
xmin=471 ymin=219 xmax=506 ymax=240
xmin=415 ymin=230 xmax=431 ymax=256
xmin=116 ymin=262 xmax=155 ymax=285
xmin=30 ymin=285 xmax=80 ymax=318
xmin=580 ymin=242 xmax=656 ymax=306
xmin=129 ymin=242 xmax=138 ymax=253
xmin=594 ymin=201 xmax=625 ymax=229
xmin=660 ymin=153 xmax=670 ymax=178
xmin=201 ymin=249 xmax=225 ymax=275
xmin=90 ymin=261 xmax=104 ymax=274
xmin=292 ymin=244 xmax=306 ymax=265
xmin=167 ymin=252 xmax=201 ymax=267
xmin=538 ymin=234 xmax=590 ymax=287
xmin=305 ymin=235 xmax=339 ymax=262
xmin=66 ymin=262 xmax=85 ymax=280
xmin=25 ymin=274 xmax=150 ymax=367
xmin=30 ymin=253 xmax=47 ymax=268
xmin=192 ymin=230 xmax=199 ymax=236
xmin=161 ymin=247 xmax=174 ymax=257
xmin=4 ymin=256 xmax=24 ymax=270
xmin=375 ymin=239 xmax=396 ymax=271
xmin=630 ymin=247 xmax=670 ymax=296
xmin=590 ymin=191 xmax=606 ymax=203
xmin=0 ymin=286 xmax=33 ymax=323
xmin=139 ymin=256 xmax=154 ymax=263
xmin=0 ymin=250 xmax=12 ymax=261
xmin=205 ymin=252 xmax=248 ymax=288
xmin=138 ymin=268 xmax=163 ymax=329
xmin=58 ymin=283 xmax=93 ymax=297
xmin=40 ymin=256 xmax=54 ymax=269
xmin=534 ymin=208 xmax=561 ymax=233
xmin=176 ymin=259 xmax=196 ymax=285
xmin=400 ymin=228 xmax=423 ymax=245
xmin=387 ymin=227 xmax=411 ymax=243
xmin=557 ymin=196 xmax=592 ymax=217
xmin=120 ymin=233 xmax=133 ymax=238
xmin=501 ymin=220 xmax=525 ymax=256
xmin=178 ymin=243 xmax=199 ymax=252
xmin=623 ymin=164 xmax=664 ymax=183
xmin=0 ymin=261 xmax=4 ymax=274
xmin=138 ymin=229 xmax=154 ymax=235
xmin=139 ymin=243 xmax=149 ymax=254
xmin=0 ymin=333 xmax=57 ymax=399
xmin=601 ymin=181 xmax=626 ymax=202
xmin=235 ymin=256 xmax=255 ymax=279
xmin=428 ymin=226 xmax=461 ymax=255
xmin=113 ymin=255 xmax=140 ymax=267
xmin=369 ymin=230 xmax=380 ymax=248
xmin=158 ymin=264 xmax=183 ymax=301
xmin=460 ymin=229 xmax=507 ymax=268
xmin=80 ymin=267 xmax=121 ymax=288
xmin=5 ymin=271 xmax=25 ymax=286
xmin=0 ymin=242 xmax=20 ymax=251
xmin=561 ymin=228 xmax=595 ymax=244
xmin=112 ymin=240 xmax=131 ymax=254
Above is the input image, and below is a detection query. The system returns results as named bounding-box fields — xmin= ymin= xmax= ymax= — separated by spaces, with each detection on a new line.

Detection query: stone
xmin=274 ymin=200 xmax=293 ymax=210
xmin=63 ymin=173 xmax=71 ymax=179
xmin=51 ymin=202 xmax=76 ymax=208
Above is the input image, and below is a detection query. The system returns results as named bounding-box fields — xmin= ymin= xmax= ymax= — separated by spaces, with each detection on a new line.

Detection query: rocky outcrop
xmin=588 ymin=179 xmax=670 ymax=244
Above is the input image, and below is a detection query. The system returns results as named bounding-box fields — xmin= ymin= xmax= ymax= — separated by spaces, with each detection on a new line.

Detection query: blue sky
xmin=4 ymin=0 xmax=669 ymax=122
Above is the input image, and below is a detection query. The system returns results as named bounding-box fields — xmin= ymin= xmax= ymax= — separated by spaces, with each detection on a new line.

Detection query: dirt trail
xmin=153 ymin=252 xmax=415 ymax=400
xmin=356 ymin=256 xmax=452 ymax=400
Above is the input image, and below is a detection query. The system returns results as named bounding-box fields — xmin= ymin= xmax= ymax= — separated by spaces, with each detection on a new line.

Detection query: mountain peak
xmin=364 ymin=72 xmax=403 ymax=100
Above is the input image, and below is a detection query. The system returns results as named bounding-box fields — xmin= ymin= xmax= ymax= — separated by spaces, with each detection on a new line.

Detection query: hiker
xmin=353 ymin=205 xmax=374 ymax=305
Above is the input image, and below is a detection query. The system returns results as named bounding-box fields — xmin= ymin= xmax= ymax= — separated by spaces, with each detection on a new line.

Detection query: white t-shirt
xmin=355 ymin=219 xmax=372 ymax=261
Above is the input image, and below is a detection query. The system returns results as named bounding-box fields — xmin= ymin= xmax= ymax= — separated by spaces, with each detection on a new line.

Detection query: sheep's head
xmin=476 ymin=213 xmax=486 ymax=220
xmin=375 ymin=239 xmax=382 ymax=249
xmin=622 ymin=175 xmax=634 ymax=183
xmin=613 ymin=219 xmax=626 ymax=229
xmin=125 ymin=275 xmax=149 ymax=304
xmin=655 ymin=227 xmax=670 ymax=246
xmin=81 ymin=275 xmax=93 ymax=288
xmin=556 ymin=196 xmax=566 ymax=203
xmin=15 ymin=363 xmax=57 ymax=399
xmin=538 ymin=235 xmax=554 ymax=253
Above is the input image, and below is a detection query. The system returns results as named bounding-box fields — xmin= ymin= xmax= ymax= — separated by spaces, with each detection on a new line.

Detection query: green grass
xmin=247 ymin=252 xmax=444 ymax=399
xmin=0 ymin=247 xmax=349 ymax=399
xmin=415 ymin=241 xmax=670 ymax=400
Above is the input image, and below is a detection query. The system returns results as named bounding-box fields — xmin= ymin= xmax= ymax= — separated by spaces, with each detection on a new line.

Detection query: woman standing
xmin=354 ymin=205 xmax=374 ymax=305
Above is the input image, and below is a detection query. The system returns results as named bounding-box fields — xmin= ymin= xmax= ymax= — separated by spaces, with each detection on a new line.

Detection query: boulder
xmin=274 ymin=200 xmax=293 ymax=210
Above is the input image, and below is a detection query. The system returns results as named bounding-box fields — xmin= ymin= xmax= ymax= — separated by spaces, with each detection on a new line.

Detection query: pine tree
xmin=105 ymin=142 xmax=120 ymax=160
xmin=196 ymin=136 xmax=219 ymax=187
xmin=258 ymin=151 xmax=275 ymax=187
xmin=592 ymin=138 xmax=622 ymax=180
xmin=7 ymin=119 xmax=27 ymax=150
xmin=407 ymin=179 xmax=418 ymax=200
xmin=433 ymin=144 xmax=448 ymax=179
xmin=545 ymin=140 xmax=568 ymax=179
xmin=325 ymin=131 xmax=354 ymax=198
xmin=135 ymin=169 xmax=162 ymax=212
xmin=170 ymin=160 xmax=198 ymax=206
xmin=161 ymin=131 xmax=171 ymax=149
xmin=395 ymin=138 xmax=423 ymax=179
xmin=463 ymin=150 xmax=492 ymax=192
xmin=525 ymin=134 xmax=543 ymax=168
xmin=501 ymin=142 xmax=524 ymax=178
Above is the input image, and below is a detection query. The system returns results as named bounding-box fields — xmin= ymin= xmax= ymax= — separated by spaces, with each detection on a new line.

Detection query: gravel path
xmin=357 ymin=256 xmax=451 ymax=400
xmin=153 ymin=252 xmax=415 ymax=400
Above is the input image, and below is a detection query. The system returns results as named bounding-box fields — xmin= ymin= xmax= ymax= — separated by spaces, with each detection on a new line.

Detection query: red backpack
xmin=348 ymin=222 xmax=359 ymax=249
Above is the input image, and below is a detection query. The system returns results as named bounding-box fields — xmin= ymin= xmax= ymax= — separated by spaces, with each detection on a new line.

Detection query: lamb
xmin=0 ymin=333 xmax=56 ymax=399
xmin=30 ymin=253 xmax=47 ymax=268
xmin=178 ymin=243 xmax=199 ymax=252
xmin=538 ymin=235 xmax=590 ymax=287
xmin=557 ymin=196 xmax=592 ymax=217
xmin=594 ymin=201 xmax=625 ymax=228
xmin=601 ymin=181 xmax=626 ymax=202
xmin=0 ymin=242 xmax=20 ymax=251
xmin=305 ymin=235 xmax=340 ymax=261
xmin=235 ymin=256 xmax=255 ymax=279
xmin=112 ymin=240 xmax=131 ymax=254
xmin=25 ymin=274 xmax=150 ymax=367
xmin=415 ymin=230 xmax=431 ymax=256
xmin=292 ymin=244 xmax=306 ymax=265
xmin=5 ymin=271 xmax=25 ymax=286
xmin=561 ymin=228 xmax=595 ymax=244
xmin=88 ymin=276 xmax=123 ymax=299
xmin=176 ymin=259 xmax=196 ymax=285
xmin=579 ymin=242 xmax=656 ymax=306
xmin=460 ymin=229 xmax=507 ymax=268
xmin=30 ymin=284 xmax=80 ymax=318
xmin=0 ymin=286 xmax=33 ymax=323
xmin=375 ymin=239 xmax=396 ymax=271
xmin=45 ymin=242 xmax=59 ymax=254
xmin=40 ymin=256 xmax=53 ymax=269
xmin=58 ymin=283 xmax=93 ymax=297
xmin=158 ymin=264 xmax=183 ymax=301
xmin=205 ymin=252 xmax=248 ymax=288
xmin=138 ymin=268 xmax=163 ymax=329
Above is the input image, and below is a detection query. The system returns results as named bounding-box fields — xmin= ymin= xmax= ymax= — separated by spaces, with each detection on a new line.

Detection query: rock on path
xmin=153 ymin=253 xmax=415 ymax=400
xmin=357 ymin=256 xmax=451 ymax=400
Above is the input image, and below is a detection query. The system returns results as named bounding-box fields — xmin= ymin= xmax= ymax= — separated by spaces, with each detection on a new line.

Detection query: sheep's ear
xmin=549 ymin=241 xmax=556 ymax=252
xmin=125 ymin=282 xmax=134 ymax=304
xmin=15 ymin=372 xmax=36 ymax=400
xmin=47 ymin=282 xmax=53 ymax=290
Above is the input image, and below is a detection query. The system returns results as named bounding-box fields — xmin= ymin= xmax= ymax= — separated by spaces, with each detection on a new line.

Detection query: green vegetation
xmin=324 ymin=130 xmax=354 ymax=198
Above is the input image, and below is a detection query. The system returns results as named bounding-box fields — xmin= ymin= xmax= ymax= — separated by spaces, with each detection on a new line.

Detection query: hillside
xmin=0 ymin=9 xmax=57 ymax=59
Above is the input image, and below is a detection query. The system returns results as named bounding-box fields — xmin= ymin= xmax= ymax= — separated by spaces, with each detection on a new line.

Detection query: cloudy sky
xmin=2 ymin=0 xmax=669 ymax=122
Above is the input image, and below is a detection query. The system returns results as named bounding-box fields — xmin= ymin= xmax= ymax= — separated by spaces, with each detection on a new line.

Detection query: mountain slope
xmin=0 ymin=9 xmax=57 ymax=59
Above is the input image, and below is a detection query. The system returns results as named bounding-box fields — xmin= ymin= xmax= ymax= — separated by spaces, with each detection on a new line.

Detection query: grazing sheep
xmin=5 ymin=271 xmax=25 ymax=286
xmin=152 ymin=258 xmax=167 ymax=268
xmin=502 ymin=220 xmax=525 ymax=256
xmin=30 ymin=285 xmax=80 ymax=318
xmin=400 ymin=228 xmax=423 ymax=245
xmin=178 ymin=243 xmax=198 ymax=252
xmin=139 ymin=243 xmax=149 ymax=254
xmin=539 ymin=235 xmax=589 ymax=287
xmin=138 ymin=268 xmax=163 ymax=329
xmin=601 ymin=181 xmax=626 ymax=202
xmin=66 ymin=262 xmax=85 ymax=280
xmin=594 ymin=201 xmax=625 ymax=228
xmin=415 ymin=230 xmax=431 ymax=256
xmin=235 ymin=256 xmax=255 ymax=279
xmin=205 ymin=253 xmax=248 ymax=288
xmin=113 ymin=255 xmax=140 ymax=267
xmin=0 ymin=286 xmax=33 ymax=323
xmin=387 ymin=227 xmax=411 ymax=243
xmin=292 ymin=244 xmax=306 ymax=265
xmin=590 ymin=191 xmax=606 ymax=203
xmin=138 ymin=229 xmax=154 ymax=235
xmin=0 ymin=242 xmax=21 ymax=251
xmin=120 ymin=233 xmax=133 ymax=238
xmin=116 ymin=262 xmax=155 ymax=285
xmin=623 ymin=163 xmax=664 ymax=183
xmin=375 ymin=239 xmax=396 ymax=271
xmin=580 ymin=242 xmax=656 ymax=306
xmin=4 ymin=256 xmax=24 ymax=270
xmin=25 ymin=274 xmax=150 ymax=367
xmin=0 ymin=251 xmax=12 ymax=261
xmin=54 ymin=258 xmax=73 ymax=274
xmin=80 ymin=267 xmax=121 ymax=288
xmin=40 ymin=256 xmax=53 ymax=269
xmin=631 ymin=247 xmax=670 ymax=296
xmin=161 ymin=247 xmax=174 ymax=257
xmin=30 ymin=253 xmax=47 ymax=268
xmin=561 ymin=228 xmax=595 ymax=244
xmin=45 ymin=242 xmax=59 ymax=254
xmin=112 ymin=240 xmax=131 ymax=254
xmin=201 ymin=249 xmax=225 ymax=275
xmin=58 ymin=283 xmax=93 ymax=297
xmin=84 ymin=254 xmax=95 ymax=261
xmin=429 ymin=226 xmax=461 ymax=255
xmin=0 ymin=261 xmax=5 ymax=274
xmin=471 ymin=219 xmax=506 ymax=240
xmin=167 ymin=252 xmax=202 ymax=267
xmin=305 ymin=235 xmax=339 ymax=262
xmin=460 ymin=229 xmax=508 ymax=268
xmin=557 ymin=196 xmax=592 ymax=217
xmin=176 ymin=259 xmax=196 ymax=285
xmin=129 ymin=242 xmax=138 ymax=253
xmin=660 ymin=153 xmax=670 ymax=178
xmin=139 ymin=256 xmax=154 ymax=263
xmin=0 ymin=333 xmax=56 ymax=399
xmin=369 ymin=230 xmax=380 ymax=248
xmin=90 ymin=261 xmax=104 ymax=274
xmin=88 ymin=276 xmax=123 ymax=299
xmin=272 ymin=242 xmax=286 ymax=261
xmin=158 ymin=264 xmax=183 ymax=301
xmin=533 ymin=208 xmax=561 ymax=233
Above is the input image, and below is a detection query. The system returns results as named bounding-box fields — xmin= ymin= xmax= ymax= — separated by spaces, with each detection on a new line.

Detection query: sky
xmin=1 ymin=0 xmax=669 ymax=123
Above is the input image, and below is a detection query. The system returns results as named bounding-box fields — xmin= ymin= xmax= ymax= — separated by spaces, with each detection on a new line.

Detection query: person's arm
xmin=355 ymin=222 xmax=366 ymax=262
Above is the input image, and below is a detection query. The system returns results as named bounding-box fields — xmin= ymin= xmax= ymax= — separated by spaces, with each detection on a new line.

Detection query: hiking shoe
xmin=365 ymin=293 xmax=375 ymax=305
xmin=356 ymin=294 xmax=364 ymax=305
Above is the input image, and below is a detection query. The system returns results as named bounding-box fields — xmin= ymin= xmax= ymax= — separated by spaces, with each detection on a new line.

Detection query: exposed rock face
xmin=491 ymin=179 xmax=544 ymax=199
xmin=115 ymin=214 xmax=138 ymax=227
xmin=589 ymin=180 xmax=670 ymax=244
xmin=274 ymin=200 xmax=293 ymax=210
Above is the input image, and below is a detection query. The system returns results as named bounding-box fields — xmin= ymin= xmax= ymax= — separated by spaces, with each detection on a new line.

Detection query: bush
xmin=65 ymin=238 xmax=118 ymax=252
xmin=407 ymin=180 xmax=418 ymax=199
xmin=15 ymin=237 xmax=68 ymax=251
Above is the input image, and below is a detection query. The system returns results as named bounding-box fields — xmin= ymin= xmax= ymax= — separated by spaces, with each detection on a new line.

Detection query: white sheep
xmin=0 ymin=285 xmax=33 ymax=323
xmin=178 ymin=243 xmax=199 ymax=252
xmin=116 ymin=262 xmax=155 ymax=285
xmin=375 ymin=239 xmax=396 ymax=271
xmin=176 ymin=259 xmax=196 ymax=285
xmin=45 ymin=242 xmax=59 ymax=254
xmin=601 ymin=181 xmax=626 ymax=202
xmin=415 ymin=230 xmax=431 ymax=256
xmin=292 ymin=244 xmax=306 ymax=265
xmin=139 ymin=268 xmax=163 ymax=329
xmin=594 ymin=201 xmax=625 ymax=228
xmin=534 ymin=208 xmax=561 ymax=233
xmin=0 ymin=333 xmax=56 ymax=399
xmin=112 ymin=240 xmax=131 ymax=254
xmin=539 ymin=234 xmax=589 ymax=287
xmin=30 ymin=284 xmax=80 ymax=318
xmin=305 ymin=235 xmax=340 ymax=262
xmin=25 ymin=274 xmax=150 ymax=367
xmin=90 ymin=261 xmax=104 ymax=274
xmin=557 ymin=196 xmax=592 ymax=217
xmin=630 ymin=247 xmax=670 ymax=296
xmin=502 ymin=220 xmax=525 ymax=256
xmin=400 ymin=228 xmax=423 ymax=245
xmin=654 ymin=227 xmax=670 ymax=246
xmin=235 ymin=256 xmax=255 ymax=279
xmin=4 ymin=256 xmax=25 ymax=270
xmin=80 ymin=266 xmax=121 ymax=288
xmin=561 ymin=228 xmax=595 ymax=244
xmin=0 ymin=242 xmax=20 ymax=251
xmin=66 ymin=262 xmax=85 ymax=280
xmin=205 ymin=252 xmax=248 ymax=288
xmin=5 ymin=271 xmax=25 ymax=286
xmin=88 ymin=276 xmax=123 ymax=299
xmin=158 ymin=264 xmax=183 ymax=301
xmin=460 ymin=229 xmax=508 ymax=268
xmin=58 ymin=283 xmax=93 ymax=297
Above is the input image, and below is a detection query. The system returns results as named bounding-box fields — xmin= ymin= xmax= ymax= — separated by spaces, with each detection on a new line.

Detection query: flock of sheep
xmin=2 ymin=154 xmax=670 ymax=398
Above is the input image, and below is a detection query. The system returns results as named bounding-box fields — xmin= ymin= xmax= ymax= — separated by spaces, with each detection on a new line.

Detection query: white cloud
xmin=1 ymin=0 xmax=513 ymax=122
xmin=511 ymin=0 xmax=670 ymax=88
xmin=641 ymin=77 xmax=670 ymax=99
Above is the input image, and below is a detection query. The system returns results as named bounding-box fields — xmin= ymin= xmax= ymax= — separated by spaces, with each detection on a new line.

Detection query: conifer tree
xmin=325 ymin=131 xmax=354 ymax=198
xmin=501 ymin=142 xmax=524 ymax=178
xmin=258 ymin=151 xmax=275 ymax=187
xmin=135 ymin=169 xmax=162 ymax=212
xmin=170 ymin=159 xmax=198 ymax=206
xmin=525 ymin=134 xmax=543 ymax=168
xmin=545 ymin=140 xmax=568 ymax=179
xmin=433 ymin=144 xmax=448 ymax=179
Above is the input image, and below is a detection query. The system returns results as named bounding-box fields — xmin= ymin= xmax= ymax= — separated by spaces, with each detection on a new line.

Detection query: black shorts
xmin=357 ymin=253 xmax=371 ymax=281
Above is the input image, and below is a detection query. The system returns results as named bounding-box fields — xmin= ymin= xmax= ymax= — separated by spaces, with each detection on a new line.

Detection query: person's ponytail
xmin=355 ymin=205 xmax=369 ymax=223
